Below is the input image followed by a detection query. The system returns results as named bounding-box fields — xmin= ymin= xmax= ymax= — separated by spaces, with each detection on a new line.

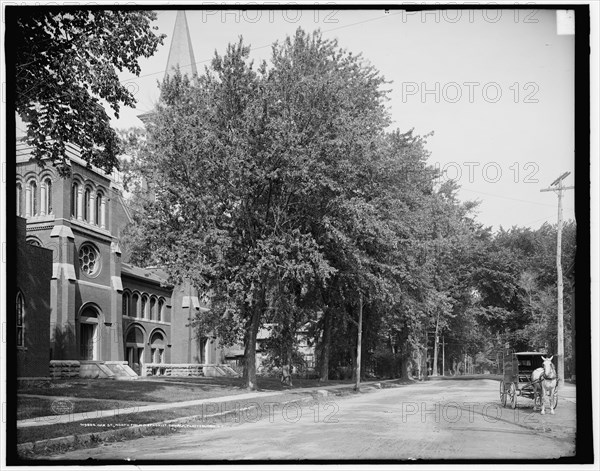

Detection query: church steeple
xmin=164 ymin=11 xmax=197 ymax=80
xmin=138 ymin=11 xmax=197 ymax=124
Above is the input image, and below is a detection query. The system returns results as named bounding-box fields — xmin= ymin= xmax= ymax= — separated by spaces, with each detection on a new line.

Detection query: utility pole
xmin=541 ymin=171 xmax=574 ymax=381
xmin=354 ymin=291 xmax=363 ymax=392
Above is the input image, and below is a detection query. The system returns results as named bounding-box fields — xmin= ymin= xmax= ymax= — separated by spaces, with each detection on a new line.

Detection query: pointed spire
xmin=138 ymin=11 xmax=198 ymax=124
xmin=165 ymin=11 xmax=197 ymax=80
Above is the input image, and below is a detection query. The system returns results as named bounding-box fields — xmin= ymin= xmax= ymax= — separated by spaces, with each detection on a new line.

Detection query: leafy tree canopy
xmin=122 ymin=26 xmax=577 ymax=384
xmin=14 ymin=9 xmax=165 ymax=174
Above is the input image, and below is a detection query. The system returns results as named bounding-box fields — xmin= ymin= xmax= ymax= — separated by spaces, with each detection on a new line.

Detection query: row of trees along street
xmin=121 ymin=30 xmax=576 ymax=388
xmin=14 ymin=11 xmax=576 ymax=390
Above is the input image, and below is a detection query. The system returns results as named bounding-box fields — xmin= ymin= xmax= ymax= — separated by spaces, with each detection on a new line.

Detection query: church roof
xmin=15 ymin=139 xmax=116 ymax=182
xmin=121 ymin=262 xmax=173 ymax=288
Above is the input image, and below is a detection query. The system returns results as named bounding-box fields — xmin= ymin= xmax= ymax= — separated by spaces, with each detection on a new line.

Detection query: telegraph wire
xmin=119 ymin=11 xmax=403 ymax=83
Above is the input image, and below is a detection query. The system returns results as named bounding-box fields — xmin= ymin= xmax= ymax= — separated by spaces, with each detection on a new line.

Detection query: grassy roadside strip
xmin=17 ymin=387 xmax=366 ymax=458
xmin=16 ymin=377 xmax=358 ymax=421
xmin=17 ymin=396 xmax=152 ymax=421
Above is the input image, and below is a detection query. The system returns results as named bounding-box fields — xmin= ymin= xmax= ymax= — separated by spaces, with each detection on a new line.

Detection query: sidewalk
xmin=17 ymin=379 xmax=399 ymax=429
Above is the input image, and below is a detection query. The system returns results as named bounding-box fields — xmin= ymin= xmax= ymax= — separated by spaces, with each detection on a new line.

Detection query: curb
xmin=17 ymin=379 xmax=404 ymax=457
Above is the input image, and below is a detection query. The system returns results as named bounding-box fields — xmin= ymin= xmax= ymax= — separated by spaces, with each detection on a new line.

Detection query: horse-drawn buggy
xmin=500 ymin=351 xmax=559 ymax=414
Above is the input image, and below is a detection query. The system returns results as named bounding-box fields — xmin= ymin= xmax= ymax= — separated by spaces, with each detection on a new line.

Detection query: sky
xmin=112 ymin=8 xmax=575 ymax=231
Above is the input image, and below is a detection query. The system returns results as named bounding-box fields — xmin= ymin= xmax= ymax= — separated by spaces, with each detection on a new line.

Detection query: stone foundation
xmin=48 ymin=361 xmax=235 ymax=379
xmin=145 ymin=363 xmax=205 ymax=377
xmin=49 ymin=360 xmax=80 ymax=379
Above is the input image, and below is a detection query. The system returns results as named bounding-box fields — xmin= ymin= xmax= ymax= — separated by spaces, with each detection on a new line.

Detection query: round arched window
xmin=78 ymin=243 xmax=101 ymax=277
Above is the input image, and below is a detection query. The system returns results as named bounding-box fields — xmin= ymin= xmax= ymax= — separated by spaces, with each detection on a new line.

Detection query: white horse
xmin=531 ymin=355 xmax=558 ymax=415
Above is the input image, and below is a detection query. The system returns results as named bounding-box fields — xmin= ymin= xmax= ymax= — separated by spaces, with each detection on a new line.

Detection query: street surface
xmin=51 ymin=378 xmax=576 ymax=460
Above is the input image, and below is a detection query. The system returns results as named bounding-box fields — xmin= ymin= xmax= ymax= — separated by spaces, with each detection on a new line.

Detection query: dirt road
xmin=50 ymin=378 xmax=576 ymax=461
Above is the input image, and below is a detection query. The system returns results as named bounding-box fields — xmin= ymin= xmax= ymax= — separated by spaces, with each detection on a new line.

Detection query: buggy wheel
xmin=509 ymin=382 xmax=518 ymax=409
xmin=500 ymin=380 xmax=507 ymax=407
xmin=552 ymin=390 xmax=558 ymax=409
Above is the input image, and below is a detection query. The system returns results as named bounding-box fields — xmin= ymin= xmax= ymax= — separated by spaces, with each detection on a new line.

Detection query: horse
xmin=531 ymin=355 xmax=558 ymax=415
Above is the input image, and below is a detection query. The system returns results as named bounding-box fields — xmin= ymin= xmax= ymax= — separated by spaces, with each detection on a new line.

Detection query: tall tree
xmin=126 ymin=29 xmax=390 ymax=389
xmin=13 ymin=9 xmax=165 ymax=174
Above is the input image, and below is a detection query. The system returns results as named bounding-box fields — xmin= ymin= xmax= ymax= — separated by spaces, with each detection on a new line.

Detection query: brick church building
xmin=14 ymin=11 xmax=231 ymax=379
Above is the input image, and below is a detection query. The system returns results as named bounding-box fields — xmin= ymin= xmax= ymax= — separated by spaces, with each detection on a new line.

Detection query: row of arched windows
xmin=122 ymin=290 xmax=166 ymax=322
xmin=71 ymin=181 xmax=106 ymax=228
xmin=16 ymin=178 xmax=52 ymax=217
xmin=125 ymin=326 xmax=167 ymax=374
xmin=16 ymin=176 xmax=107 ymax=229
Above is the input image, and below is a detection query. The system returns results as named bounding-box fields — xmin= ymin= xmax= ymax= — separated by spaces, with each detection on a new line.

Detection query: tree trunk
xmin=354 ymin=292 xmax=363 ymax=391
xmin=243 ymin=306 xmax=261 ymax=390
xmin=286 ymin=326 xmax=293 ymax=379
xmin=415 ymin=349 xmax=422 ymax=380
xmin=401 ymin=357 xmax=411 ymax=380
xmin=319 ymin=310 xmax=332 ymax=381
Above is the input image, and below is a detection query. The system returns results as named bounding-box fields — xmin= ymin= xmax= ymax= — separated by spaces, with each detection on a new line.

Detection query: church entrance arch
xmin=150 ymin=329 xmax=167 ymax=376
xmin=78 ymin=304 xmax=101 ymax=360
xmin=125 ymin=324 xmax=146 ymax=376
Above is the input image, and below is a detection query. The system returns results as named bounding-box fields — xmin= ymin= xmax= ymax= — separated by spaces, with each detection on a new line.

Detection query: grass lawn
xmin=17 ymin=396 xmax=151 ymax=421
xmin=16 ymin=376 xmax=357 ymax=426
xmin=17 ymin=376 xmax=354 ymax=406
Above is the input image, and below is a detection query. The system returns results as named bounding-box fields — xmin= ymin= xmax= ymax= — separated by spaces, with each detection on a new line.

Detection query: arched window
xmin=79 ymin=306 xmax=100 ymax=360
xmin=158 ymin=298 xmax=165 ymax=322
xmin=83 ymin=188 xmax=91 ymax=222
xmin=27 ymin=238 xmax=42 ymax=247
xmin=16 ymin=291 xmax=24 ymax=347
xmin=126 ymin=326 xmax=145 ymax=344
xmin=16 ymin=182 xmax=22 ymax=216
xmin=28 ymin=180 xmax=37 ymax=216
xmin=44 ymin=178 xmax=53 ymax=214
xmin=150 ymin=331 xmax=166 ymax=365
xmin=125 ymin=325 xmax=145 ymax=376
xmin=71 ymin=183 xmax=79 ymax=218
xmin=122 ymin=291 xmax=131 ymax=317
xmin=150 ymin=297 xmax=157 ymax=321
xmin=141 ymin=295 xmax=149 ymax=319
xmin=95 ymin=191 xmax=103 ymax=226
xmin=132 ymin=293 xmax=140 ymax=318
